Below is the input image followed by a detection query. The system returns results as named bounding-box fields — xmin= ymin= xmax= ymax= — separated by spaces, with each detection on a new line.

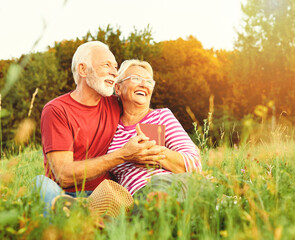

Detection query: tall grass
xmin=0 ymin=128 xmax=295 ymax=239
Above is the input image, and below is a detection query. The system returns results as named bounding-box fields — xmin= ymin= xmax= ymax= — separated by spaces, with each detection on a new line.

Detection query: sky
xmin=0 ymin=0 xmax=246 ymax=60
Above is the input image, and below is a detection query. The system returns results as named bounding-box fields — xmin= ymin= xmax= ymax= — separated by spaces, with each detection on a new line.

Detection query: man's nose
xmin=110 ymin=65 xmax=118 ymax=78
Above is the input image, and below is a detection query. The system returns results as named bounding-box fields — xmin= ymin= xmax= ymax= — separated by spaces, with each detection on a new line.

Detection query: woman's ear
xmin=115 ymin=83 xmax=121 ymax=96
xmin=78 ymin=63 xmax=87 ymax=78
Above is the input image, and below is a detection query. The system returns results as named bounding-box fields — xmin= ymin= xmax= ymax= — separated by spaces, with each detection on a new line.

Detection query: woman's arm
xmin=160 ymin=148 xmax=186 ymax=173
xmin=156 ymin=108 xmax=202 ymax=173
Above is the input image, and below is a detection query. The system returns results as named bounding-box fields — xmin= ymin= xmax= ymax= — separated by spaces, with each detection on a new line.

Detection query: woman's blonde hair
xmin=117 ymin=59 xmax=153 ymax=83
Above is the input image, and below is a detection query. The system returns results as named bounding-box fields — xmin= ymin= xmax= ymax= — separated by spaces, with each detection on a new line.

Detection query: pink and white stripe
xmin=108 ymin=108 xmax=201 ymax=196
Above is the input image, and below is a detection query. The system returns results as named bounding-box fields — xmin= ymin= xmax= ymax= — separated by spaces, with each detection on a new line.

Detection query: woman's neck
xmin=120 ymin=104 xmax=151 ymax=126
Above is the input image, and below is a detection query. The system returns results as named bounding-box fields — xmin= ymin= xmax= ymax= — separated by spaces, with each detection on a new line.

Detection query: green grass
xmin=0 ymin=140 xmax=295 ymax=240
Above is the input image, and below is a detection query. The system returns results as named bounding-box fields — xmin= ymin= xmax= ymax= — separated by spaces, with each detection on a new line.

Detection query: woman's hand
xmin=120 ymin=124 xmax=166 ymax=164
xmin=138 ymin=145 xmax=186 ymax=173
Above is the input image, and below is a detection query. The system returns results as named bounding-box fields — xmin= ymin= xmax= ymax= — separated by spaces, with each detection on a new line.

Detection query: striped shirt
xmin=108 ymin=108 xmax=201 ymax=196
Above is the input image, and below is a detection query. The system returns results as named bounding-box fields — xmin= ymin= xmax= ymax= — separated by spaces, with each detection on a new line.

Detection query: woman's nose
xmin=140 ymin=79 xmax=148 ymax=87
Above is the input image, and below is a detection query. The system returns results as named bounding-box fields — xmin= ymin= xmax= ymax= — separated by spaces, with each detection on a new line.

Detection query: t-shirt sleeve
xmin=159 ymin=108 xmax=202 ymax=172
xmin=41 ymin=104 xmax=74 ymax=154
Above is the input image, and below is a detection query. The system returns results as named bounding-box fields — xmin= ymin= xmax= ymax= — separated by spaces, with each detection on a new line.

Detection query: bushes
xmin=1 ymin=51 xmax=67 ymax=153
xmin=1 ymin=25 xmax=295 ymax=153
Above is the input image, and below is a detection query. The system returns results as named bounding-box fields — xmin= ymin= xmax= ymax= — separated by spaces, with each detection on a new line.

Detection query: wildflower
xmin=220 ymin=230 xmax=228 ymax=237
xmin=241 ymin=169 xmax=245 ymax=174
xmin=0 ymin=172 xmax=14 ymax=185
xmin=7 ymin=157 xmax=20 ymax=168
xmin=42 ymin=226 xmax=61 ymax=240
xmin=254 ymin=105 xmax=268 ymax=118
xmin=274 ymin=226 xmax=283 ymax=240
xmin=267 ymin=100 xmax=274 ymax=108
xmin=266 ymin=164 xmax=274 ymax=176
xmin=17 ymin=186 xmax=27 ymax=198
xmin=146 ymin=191 xmax=168 ymax=209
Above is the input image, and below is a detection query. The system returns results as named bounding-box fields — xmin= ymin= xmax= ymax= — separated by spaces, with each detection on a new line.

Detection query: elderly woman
xmin=107 ymin=59 xmax=201 ymax=201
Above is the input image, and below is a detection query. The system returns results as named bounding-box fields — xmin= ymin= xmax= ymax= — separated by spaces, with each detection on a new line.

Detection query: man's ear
xmin=77 ymin=63 xmax=88 ymax=78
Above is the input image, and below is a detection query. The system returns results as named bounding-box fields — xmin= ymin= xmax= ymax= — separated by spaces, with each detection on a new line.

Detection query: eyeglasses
xmin=118 ymin=75 xmax=156 ymax=88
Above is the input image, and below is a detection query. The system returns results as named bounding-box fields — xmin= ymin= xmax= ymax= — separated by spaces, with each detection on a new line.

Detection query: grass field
xmin=0 ymin=136 xmax=295 ymax=239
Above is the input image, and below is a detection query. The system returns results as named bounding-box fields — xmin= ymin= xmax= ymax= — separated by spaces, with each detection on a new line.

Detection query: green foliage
xmin=1 ymin=13 xmax=295 ymax=151
xmin=1 ymin=140 xmax=295 ymax=239
xmin=123 ymin=25 xmax=160 ymax=63
xmin=192 ymin=113 xmax=212 ymax=150
xmin=151 ymin=36 xmax=219 ymax=131
xmin=233 ymin=0 xmax=295 ymax=118
xmin=1 ymin=64 xmax=22 ymax=98
xmin=1 ymin=51 xmax=67 ymax=151
xmin=52 ymin=38 xmax=85 ymax=91
xmin=0 ymin=26 xmax=163 ymax=151
xmin=0 ymin=60 xmax=14 ymax=88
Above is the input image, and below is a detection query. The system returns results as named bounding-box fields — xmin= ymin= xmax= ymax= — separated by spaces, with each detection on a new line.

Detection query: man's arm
xmin=47 ymin=150 xmax=122 ymax=188
xmin=47 ymin=134 xmax=166 ymax=188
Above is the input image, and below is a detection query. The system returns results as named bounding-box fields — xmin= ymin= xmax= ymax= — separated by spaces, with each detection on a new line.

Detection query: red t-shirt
xmin=41 ymin=92 xmax=121 ymax=192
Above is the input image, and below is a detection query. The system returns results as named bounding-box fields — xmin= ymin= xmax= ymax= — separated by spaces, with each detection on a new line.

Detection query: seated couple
xmin=36 ymin=41 xmax=201 ymax=215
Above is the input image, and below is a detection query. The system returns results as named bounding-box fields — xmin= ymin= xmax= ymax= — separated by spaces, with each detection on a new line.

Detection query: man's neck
xmin=70 ymin=86 xmax=102 ymax=106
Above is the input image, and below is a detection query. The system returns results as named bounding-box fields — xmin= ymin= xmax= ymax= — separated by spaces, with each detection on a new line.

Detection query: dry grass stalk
xmin=209 ymin=94 xmax=214 ymax=114
xmin=14 ymin=118 xmax=36 ymax=145
xmin=185 ymin=106 xmax=200 ymax=129
xmin=28 ymin=88 xmax=39 ymax=117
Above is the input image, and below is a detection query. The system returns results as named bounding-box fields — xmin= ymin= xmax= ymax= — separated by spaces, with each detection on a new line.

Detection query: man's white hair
xmin=71 ymin=41 xmax=109 ymax=84
xmin=117 ymin=59 xmax=153 ymax=83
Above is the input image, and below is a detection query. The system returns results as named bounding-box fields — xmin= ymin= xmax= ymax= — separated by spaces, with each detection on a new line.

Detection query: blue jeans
xmin=34 ymin=175 xmax=92 ymax=213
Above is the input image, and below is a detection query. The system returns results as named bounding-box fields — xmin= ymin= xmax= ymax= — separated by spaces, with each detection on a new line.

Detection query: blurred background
xmin=1 ymin=0 xmax=294 ymax=154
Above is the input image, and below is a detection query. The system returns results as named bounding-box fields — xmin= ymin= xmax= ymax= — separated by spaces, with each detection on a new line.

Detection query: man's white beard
xmin=86 ymin=72 xmax=114 ymax=97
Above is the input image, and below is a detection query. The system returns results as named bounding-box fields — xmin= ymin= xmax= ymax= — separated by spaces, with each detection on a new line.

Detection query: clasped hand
xmin=121 ymin=124 xmax=167 ymax=167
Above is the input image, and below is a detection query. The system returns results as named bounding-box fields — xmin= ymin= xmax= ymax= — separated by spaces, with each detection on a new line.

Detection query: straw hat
xmin=52 ymin=179 xmax=134 ymax=218
xmin=88 ymin=179 xmax=134 ymax=218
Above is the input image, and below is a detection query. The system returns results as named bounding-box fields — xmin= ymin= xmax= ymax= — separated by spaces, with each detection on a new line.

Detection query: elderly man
xmin=36 ymin=41 xmax=165 ymax=210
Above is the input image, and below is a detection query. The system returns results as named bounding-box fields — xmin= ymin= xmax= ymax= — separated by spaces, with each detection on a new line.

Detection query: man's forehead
xmin=92 ymin=46 xmax=117 ymax=63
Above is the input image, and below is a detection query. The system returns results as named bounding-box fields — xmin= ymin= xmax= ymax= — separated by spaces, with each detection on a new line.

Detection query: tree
xmin=52 ymin=39 xmax=85 ymax=91
xmin=1 ymin=51 xmax=67 ymax=149
xmin=123 ymin=25 xmax=160 ymax=63
xmin=0 ymin=60 xmax=14 ymax=89
xmin=234 ymin=0 xmax=295 ymax=118
xmin=150 ymin=36 xmax=223 ymax=131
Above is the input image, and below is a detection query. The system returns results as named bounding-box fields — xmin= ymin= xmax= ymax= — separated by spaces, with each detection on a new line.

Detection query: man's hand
xmin=121 ymin=124 xmax=166 ymax=164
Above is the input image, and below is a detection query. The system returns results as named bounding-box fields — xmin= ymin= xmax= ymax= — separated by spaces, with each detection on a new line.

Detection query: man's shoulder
xmin=102 ymin=95 xmax=121 ymax=111
xmin=41 ymin=93 xmax=72 ymax=120
xmin=43 ymin=92 xmax=72 ymax=109
xmin=103 ymin=95 xmax=118 ymax=104
xmin=42 ymin=93 xmax=121 ymax=115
